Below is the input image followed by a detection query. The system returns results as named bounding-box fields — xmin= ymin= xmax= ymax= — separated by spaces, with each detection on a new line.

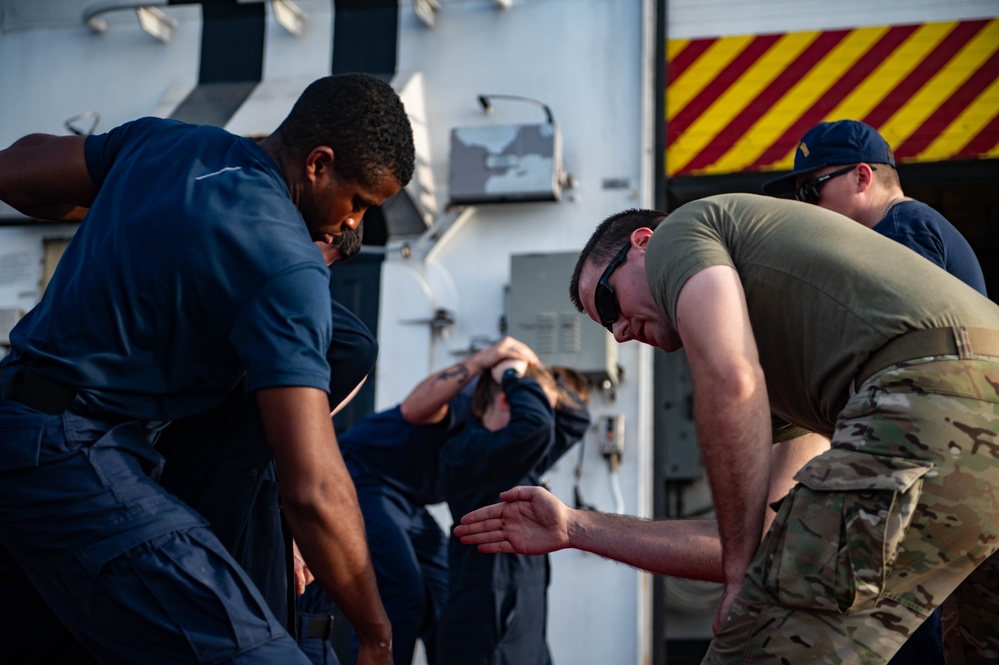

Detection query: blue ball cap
xmin=762 ymin=120 xmax=896 ymax=196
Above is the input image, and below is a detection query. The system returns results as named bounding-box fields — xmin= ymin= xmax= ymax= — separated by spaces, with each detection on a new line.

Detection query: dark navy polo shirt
xmin=4 ymin=117 xmax=332 ymax=421
xmin=873 ymin=200 xmax=987 ymax=296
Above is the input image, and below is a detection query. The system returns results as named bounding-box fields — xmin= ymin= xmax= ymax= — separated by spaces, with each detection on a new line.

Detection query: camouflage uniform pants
xmin=704 ymin=356 xmax=999 ymax=665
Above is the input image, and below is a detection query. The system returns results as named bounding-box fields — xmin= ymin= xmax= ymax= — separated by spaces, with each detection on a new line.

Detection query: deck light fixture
xmin=271 ymin=0 xmax=307 ymax=36
xmin=477 ymin=94 xmax=555 ymax=125
xmin=83 ymin=2 xmax=176 ymax=44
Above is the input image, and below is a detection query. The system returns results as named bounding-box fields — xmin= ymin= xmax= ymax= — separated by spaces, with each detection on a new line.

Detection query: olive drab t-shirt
xmin=645 ymin=193 xmax=999 ymax=436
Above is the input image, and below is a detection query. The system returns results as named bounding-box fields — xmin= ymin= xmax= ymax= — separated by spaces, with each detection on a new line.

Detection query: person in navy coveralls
xmin=437 ymin=357 xmax=591 ymax=665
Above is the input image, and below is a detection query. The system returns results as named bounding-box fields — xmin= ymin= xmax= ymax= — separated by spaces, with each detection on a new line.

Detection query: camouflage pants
xmin=704 ymin=356 xmax=999 ymax=665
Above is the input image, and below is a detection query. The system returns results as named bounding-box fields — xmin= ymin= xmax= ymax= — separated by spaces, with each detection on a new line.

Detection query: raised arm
xmin=257 ymin=386 xmax=391 ymax=665
xmin=463 ymin=367 xmax=556 ymax=479
xmin=0 ymin=133 xmax=96 ymax=221
xmin=400 ymin=336 xmax=540 ymax=425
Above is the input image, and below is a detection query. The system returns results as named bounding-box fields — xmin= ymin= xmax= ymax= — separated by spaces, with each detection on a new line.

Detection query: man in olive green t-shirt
xmin=455 ymin=193 xmax=999 ymax=664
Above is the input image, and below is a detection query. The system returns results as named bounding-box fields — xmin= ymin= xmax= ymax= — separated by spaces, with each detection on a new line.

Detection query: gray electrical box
xmin=654 ymin=348 xmax=702 ymax=480
xmin=449 ymin=123 xmax=562 ymax=204
xmin=508 ymin=251 xmax=619 ymax=385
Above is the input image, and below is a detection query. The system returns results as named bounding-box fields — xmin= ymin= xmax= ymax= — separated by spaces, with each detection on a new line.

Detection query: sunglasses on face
xmin=594 ymin=241 xmax=632 ymax=332
xmin=795 ymin=164 xmax=875 ymax=204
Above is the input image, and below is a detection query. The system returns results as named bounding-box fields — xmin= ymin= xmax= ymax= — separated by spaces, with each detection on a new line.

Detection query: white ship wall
xmin=2 ymin=1 xmax=996 ymax=663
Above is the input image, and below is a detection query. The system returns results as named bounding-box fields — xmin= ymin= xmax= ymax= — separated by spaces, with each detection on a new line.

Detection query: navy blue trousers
xmin=297 ymin=617 xmax=342 ymax=665
xmin=0 ymin=394 xmax=309 ymax=664
xmin=361 ymin=486 xmax=448 ymax=665
xmin=889 ymin=609 xmax=945 ymax=664
xmin=437 ymin=577 xmax=551 ymax=665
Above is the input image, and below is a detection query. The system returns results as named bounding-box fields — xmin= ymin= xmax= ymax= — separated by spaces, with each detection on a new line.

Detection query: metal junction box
xmin=449 ymin=123 xmax=562 ymax=204
xmin=508 ymin=251 xmax=619 ymax=385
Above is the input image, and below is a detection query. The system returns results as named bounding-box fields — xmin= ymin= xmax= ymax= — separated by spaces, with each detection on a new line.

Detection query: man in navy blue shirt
xmin=0 ymin=73 xmax=412 ymax=664
xmin=762 ymin=118 xmax=988 ymax=665
xmin=158 ymin=224 xmax=377 ymax=635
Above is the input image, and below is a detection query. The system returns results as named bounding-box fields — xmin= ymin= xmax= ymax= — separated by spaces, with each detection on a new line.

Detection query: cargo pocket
xmin=0 ymin=413 xmax=47 ymax=470
xmin=761 ymin=448 xmax=933 ymax=614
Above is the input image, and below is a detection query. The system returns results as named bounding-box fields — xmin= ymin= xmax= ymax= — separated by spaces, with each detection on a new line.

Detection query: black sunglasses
xmin=594 ymin=241 xmax=632 ymax=332
xmin=795 ymin=164 xmax=875 ymax=204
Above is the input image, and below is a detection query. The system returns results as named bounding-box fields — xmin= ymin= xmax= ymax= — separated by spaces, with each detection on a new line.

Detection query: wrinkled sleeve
xmin=231 ymin=264 xmax=333 ymax=393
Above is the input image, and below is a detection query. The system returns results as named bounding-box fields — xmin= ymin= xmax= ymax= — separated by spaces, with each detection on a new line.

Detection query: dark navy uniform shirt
xmin=3 ymin=117 xmax=332 ymax=422
xmin=873 ymin=200 xmax=987 ymax=296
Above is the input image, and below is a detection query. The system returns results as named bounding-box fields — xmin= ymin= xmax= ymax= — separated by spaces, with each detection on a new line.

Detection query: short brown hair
xmin=549 ymin=366 xmax=591 ymax=407
xmin=568 ymin=209 xmax=667 ymax=312
xmin=872 ymin=163 xmax=901 ymax=190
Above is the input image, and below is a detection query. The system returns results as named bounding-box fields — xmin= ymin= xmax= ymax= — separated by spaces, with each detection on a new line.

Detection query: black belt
xmin=856 ymin=326 xmax=999 ymax=386
xmin=0 ymin=368 xmax=78 ymax=415
xmin=296 ymin=614 xmax=335 ymax=640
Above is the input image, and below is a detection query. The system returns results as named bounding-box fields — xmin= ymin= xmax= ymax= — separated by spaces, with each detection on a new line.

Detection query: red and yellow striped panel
xmin=666 ymin=18 xmax=999 ymax=177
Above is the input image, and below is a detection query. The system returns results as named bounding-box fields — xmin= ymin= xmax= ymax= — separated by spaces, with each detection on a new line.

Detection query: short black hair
xmin=277 ymin=73 xmax=415 ymax=188
xmin=568 ymin=208 xmax=667 ymax=312
xmin=872 ymin=163 xmax=901 ymax=189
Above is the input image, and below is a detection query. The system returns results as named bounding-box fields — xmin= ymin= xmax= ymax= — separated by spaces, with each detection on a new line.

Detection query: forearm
xmin=766 ymin=433 xmax=828 ymax=529
xmin=8 ymin=202 xmax=89 ymax=222
xmin=568 ymin=510 xmax=724 ymax=582
xmin=401 ymin=336 xmax=540 ymax=424
xmin=563 ymin=432 xmax=826 ymax=582
xmin=400 ymin=356 xmax=481 ymax=424
xmin=695 ymin=383 xmax=771 ymax=584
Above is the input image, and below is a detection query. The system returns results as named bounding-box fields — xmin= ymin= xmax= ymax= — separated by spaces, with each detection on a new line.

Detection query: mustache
xmin=332 ymin=220 xmax=364 ymax=260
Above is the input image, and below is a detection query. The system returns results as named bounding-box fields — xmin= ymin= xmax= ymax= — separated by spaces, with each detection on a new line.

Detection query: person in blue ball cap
xmin=763 ymin=119 xmax=985 ymax=296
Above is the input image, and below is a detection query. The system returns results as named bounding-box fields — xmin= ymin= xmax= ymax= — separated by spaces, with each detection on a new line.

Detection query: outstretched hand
xmin=454 ymin=485 xmax=571 ymax=556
